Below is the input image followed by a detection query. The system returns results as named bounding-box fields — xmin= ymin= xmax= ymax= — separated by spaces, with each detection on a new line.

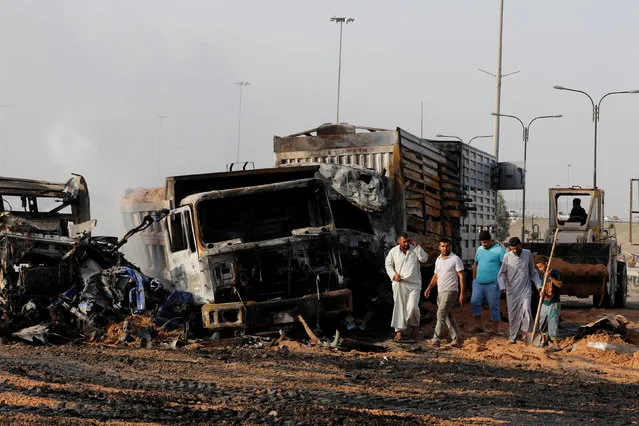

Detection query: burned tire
xmin=614 ymin=262 xmax=628 ymax=308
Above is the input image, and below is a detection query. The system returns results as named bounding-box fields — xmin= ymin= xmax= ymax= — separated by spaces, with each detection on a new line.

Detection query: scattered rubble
xmin=1 ymin=174 xmax=193 ymax=345
xmin=574 ymin=314 xmax=628 ymax=340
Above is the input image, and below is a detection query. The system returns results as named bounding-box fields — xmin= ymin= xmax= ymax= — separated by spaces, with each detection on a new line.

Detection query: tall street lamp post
xmin=234 ymin=81 xmax=250 ymax=163
xmin=491 ymin=112 xmax=562 ymax=241
xmin=553 ymin=85 xmax=639 ymax=188
xmin=330 ymin=16 xmax=354 ymax=124
xmin=1 ymin=104 xmax=14 ymax=173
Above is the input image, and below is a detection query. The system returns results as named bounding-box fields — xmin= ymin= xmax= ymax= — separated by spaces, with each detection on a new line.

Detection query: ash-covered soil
xmin=0 ymin=298 xmax=638 ymax=425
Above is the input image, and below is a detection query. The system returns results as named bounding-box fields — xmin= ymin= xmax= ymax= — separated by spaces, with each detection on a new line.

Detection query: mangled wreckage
xmin=121 ymin=167 xmax=352 ymax=333
xmin=0 ymin=174 xmax=184 ymax=343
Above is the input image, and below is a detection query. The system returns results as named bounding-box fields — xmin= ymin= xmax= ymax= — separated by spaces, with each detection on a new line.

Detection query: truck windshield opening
xmin=198 ymin=186 xmax=331 ymax=244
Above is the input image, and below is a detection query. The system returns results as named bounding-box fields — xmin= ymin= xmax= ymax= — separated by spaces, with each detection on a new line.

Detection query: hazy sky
xmin=1 ymin=1 xmax=638 ymax=235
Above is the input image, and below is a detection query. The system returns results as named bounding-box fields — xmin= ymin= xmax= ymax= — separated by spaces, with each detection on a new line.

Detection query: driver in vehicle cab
xmin=569 ymin=198 xmax=587 ymax=225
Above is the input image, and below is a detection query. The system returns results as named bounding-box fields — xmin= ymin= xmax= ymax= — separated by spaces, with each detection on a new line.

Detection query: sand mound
xmin=120 ymin=187 xmax=164 ymax=203
xmin=566 ymin=332 xmax=637 ymax=366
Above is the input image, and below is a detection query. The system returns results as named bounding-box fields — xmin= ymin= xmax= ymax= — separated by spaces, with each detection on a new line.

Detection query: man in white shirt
xmin=424 ymin=238 xmax=465 ymax=347
xmin=385 ymin=232 xmax=429 ymax=341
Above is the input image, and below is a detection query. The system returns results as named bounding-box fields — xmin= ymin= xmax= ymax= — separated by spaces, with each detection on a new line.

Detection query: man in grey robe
xmin=497 ymin=237 xmax=541 ymax=344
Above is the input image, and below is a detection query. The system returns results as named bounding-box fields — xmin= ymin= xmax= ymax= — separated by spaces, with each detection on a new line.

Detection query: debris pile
xmin=1 ymin=198 xmax=193 ymax=345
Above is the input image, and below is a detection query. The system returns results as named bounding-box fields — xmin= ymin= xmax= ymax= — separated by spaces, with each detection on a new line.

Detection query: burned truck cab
xmin=162 ymin=167 xmax=351 ymax=331
xmin=0 ymin=174 xmax=94 ymax=309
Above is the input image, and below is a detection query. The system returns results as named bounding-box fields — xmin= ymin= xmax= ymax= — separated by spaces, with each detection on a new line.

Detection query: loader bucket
xmin=524 ymin=243 xmax=610 ymax=299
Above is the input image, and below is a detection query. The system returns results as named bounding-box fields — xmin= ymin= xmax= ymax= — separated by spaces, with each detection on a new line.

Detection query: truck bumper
xmin=201 ymin=288 xmax=353 ymax=330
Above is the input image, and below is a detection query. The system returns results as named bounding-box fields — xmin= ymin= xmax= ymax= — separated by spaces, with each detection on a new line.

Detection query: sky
xmin=1 ymin=0 xmax=639 ymax=235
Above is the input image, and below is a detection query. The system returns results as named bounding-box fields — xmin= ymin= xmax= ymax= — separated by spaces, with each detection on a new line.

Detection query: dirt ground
xmin=0 ymin=290 xmax=637 ymax=425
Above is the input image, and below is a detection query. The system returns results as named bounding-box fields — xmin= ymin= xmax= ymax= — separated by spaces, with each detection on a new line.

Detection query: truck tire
xmin=614 ymin=262 xmax=628 ymax=308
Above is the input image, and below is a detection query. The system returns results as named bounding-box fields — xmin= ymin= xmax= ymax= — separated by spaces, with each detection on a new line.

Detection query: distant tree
xmin=494 ymin=192 xmax=510 ymax=243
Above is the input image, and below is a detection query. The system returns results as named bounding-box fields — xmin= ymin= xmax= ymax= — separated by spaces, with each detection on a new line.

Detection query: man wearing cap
xmin=385 ymin=232 xmax=429 ymax=341
xmin=471 ymin=230 xmax=506 ymax=333
xmin=498 ymin=237 xmax=541 ymax=344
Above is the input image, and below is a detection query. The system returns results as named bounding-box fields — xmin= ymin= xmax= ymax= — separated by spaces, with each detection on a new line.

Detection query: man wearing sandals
xmin=385 ymin=232 xmax=428 ymax=341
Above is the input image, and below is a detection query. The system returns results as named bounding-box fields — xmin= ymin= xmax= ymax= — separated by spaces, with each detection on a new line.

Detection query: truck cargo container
xmin=273 ymin=123 xmax=505 ymax=265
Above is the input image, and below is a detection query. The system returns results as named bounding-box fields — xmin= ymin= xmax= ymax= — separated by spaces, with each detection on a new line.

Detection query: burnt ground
xmin=0 ymin=297 xmax=638 ymax=425
xmin=0 ymin=341 xmax=636 ymax=425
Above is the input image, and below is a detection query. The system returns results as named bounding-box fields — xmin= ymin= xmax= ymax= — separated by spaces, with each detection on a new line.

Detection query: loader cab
xmin=549 ymin=188 xmax=604 ymax=243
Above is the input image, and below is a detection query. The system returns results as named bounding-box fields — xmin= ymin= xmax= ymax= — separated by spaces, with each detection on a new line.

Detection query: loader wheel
xmin=592 ymin=292 xmax=604 ymax=308
xmin=602 ymin=285 xmax=616 ymax=308
xmin=614 ymin=262 xmax=628 ymax=308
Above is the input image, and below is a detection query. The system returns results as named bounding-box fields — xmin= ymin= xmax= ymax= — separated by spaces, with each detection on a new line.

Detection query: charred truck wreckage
xmin=0 ymin=175 xmax=181 ymax=343
xmin=121 ymin=167 xmax=352 ymax=333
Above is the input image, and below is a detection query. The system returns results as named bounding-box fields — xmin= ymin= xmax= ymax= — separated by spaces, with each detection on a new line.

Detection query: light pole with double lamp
xmin=553 ymin=86 xmax=639 ymax=188
xmin=435 ymin=134 xmax=494 ymax=145
xmin=491 ymin=112 xmax=562 ymax=241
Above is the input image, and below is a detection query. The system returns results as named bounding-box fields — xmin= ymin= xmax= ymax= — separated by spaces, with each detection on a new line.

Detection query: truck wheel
xmin=614 ymin=262 xmax=628 ymax=308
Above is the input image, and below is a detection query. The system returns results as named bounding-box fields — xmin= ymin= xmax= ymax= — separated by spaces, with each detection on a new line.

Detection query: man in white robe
xmin=498 ymin=237 xmax=541 ymax=344
xmin=385 ymin=232 xmax=428 ymax=340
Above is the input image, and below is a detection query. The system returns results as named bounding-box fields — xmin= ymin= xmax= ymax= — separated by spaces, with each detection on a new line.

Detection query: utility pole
xmin=330 ymin=16 xmax=355 ymax=124
xmin=1 ymin=104 xmax=14 ymax=173
xmin=234 ymin=81 xmax=250 ymax=163
xmin=493 ymin=0 xmax=504 ymax=161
